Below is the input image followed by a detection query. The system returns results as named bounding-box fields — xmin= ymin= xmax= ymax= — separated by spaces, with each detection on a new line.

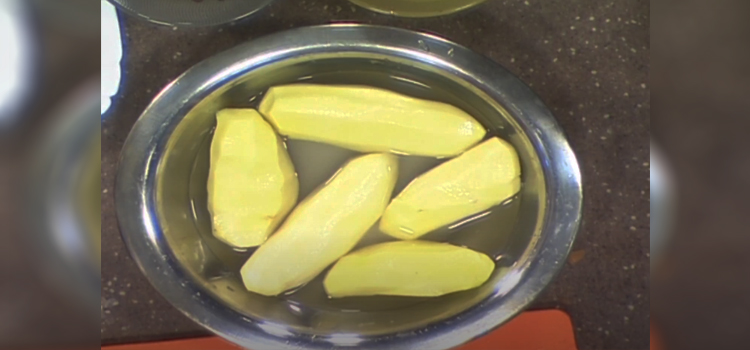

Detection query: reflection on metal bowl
xmin=650 ymin=141 xmax=674 ymax=262
xmin=0 ymin=0 xmax=33 ymax=129
xmin=116 ymin=25 xmax=582 ymax=350
xmin=29 ymin=81 xmax=100 ymax=318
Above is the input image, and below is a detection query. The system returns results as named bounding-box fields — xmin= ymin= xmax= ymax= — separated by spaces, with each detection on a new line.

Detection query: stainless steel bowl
xmin=116 ymin=24 xmax=582 ymax=350
xmin=348 ymin=0 xmax=486 ymax=18
xmin=109 ymin=0 xmax=275 ymax=27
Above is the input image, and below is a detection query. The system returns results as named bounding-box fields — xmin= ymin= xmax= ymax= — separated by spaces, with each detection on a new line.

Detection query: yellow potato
xmin=241 ymin=153 xmax=398 ymax=296
xmin=259 ymin=84 xmax=486 ymax=157
xmin=380 ymin=137 xmax=521 ymax=239
xmin=324 ymin=241 xmax=495 ymax=298
xmin=207 ymin=109 xmax=298 ymax=248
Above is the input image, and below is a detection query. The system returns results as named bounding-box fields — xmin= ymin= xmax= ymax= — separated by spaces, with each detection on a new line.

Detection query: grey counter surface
xmin=101 ymin=0 xmax=650 ymax=349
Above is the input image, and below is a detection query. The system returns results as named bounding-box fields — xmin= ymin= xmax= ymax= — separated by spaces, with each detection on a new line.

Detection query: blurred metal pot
xmin=28 ymin=80 xmax=100 ymax=318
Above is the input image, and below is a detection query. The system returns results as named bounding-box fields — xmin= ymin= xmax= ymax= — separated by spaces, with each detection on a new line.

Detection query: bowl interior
xmin=155 ymin=53 xmax=546 ymax=336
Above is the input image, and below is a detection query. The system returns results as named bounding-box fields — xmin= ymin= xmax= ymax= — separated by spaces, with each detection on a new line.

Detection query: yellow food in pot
xmin=241 ymin=153 xmax=398 ymax=296
xmin=207 ymin=109 xmax=299 ymax=248
xmin=259 ymin=84 xmax=486 ymax=157
xmin=324 ymin=241 xmax=495 ymax=298
xmin=380 ymin=137 xmax=521 ymax=240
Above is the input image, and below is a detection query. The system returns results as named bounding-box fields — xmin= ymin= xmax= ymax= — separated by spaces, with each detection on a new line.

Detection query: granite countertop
xmin=101 ymin=0 xmax=650 ymax=348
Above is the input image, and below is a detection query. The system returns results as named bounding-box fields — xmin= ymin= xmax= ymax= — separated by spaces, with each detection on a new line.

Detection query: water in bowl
xmin=185 ymin=70 xmax=522 ymax=314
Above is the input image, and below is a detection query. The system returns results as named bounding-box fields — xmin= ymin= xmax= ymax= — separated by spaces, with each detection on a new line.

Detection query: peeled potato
xmin=208 ymin=109 xmax=298 ymax=248
xmin=380 ymin=137 xmax=521 ymax=240
xmin=259 ymin=84 xmax=486 ymax=157
xmin=240 ymin=153 xmax=398 ymax=296
xmin=324 ymin=241 xmax=495 ymax=298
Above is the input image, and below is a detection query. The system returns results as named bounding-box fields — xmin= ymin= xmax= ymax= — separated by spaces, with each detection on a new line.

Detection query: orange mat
xmin=104 ymin=310 xmax=577 ymax=350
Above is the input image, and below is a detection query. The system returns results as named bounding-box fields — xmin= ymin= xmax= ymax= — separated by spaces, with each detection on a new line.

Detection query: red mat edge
xmin=103 ymin=310 xmax=577 ymax=350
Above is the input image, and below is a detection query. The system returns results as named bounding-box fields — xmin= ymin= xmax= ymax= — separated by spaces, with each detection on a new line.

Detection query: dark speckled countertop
xmin=101 ymin=0 xmax=650 ymax=349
